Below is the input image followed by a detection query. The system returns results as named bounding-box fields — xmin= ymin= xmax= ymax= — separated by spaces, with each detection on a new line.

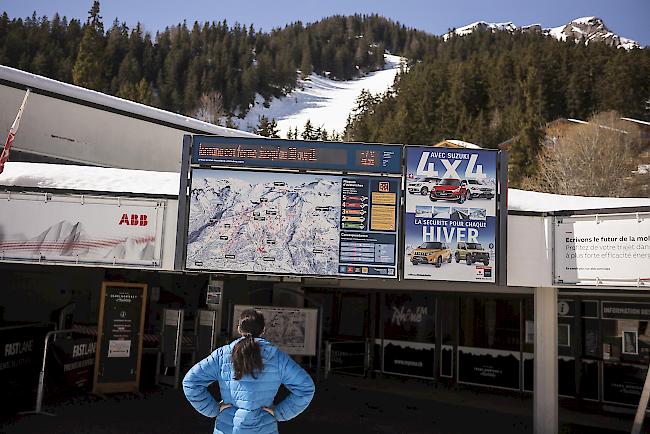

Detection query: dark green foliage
xmin=344 ymin=31 xmax=650 ymax=185
xmin=0 ymin=9 xmax=435 ymax=118
xmin=253 ymin=115 xmax=280 ymax=138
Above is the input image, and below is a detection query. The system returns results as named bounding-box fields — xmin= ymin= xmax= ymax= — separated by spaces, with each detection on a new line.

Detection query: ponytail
xmin=232 ymin=309 xmax=265 ymax=380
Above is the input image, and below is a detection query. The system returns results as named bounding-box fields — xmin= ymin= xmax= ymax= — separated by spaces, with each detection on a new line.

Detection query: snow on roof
xmin=3 ymin=162 xmax=649 ymax=213
xmin=0 ymin=162 xmax=179 ymax=196
xmin=0 ymin=65 xmax=257 ymax=138
xmin=508 ymin=188 xmax=650 ymax=213
xmin=445 ymin=139 xmax=482 ymax=149
xmin=622 ymin=117 xmax=650 ymax=126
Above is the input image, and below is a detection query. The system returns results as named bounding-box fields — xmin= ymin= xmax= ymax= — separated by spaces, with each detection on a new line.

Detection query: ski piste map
xmin=186 ymin=168 xmax=400 ymax=278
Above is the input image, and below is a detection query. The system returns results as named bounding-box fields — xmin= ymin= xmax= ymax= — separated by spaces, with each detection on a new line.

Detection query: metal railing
xmin=19 ymin=329 xmax=79 ymax=416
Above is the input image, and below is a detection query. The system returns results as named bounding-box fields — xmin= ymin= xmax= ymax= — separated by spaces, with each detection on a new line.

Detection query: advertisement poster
xmin=403 ymin=147 xmax=498 ymax=282
xmin=232 ymin=305 xmax=318 ymax=356
xmin=0 ymin=192 xmax=165 ymax=267
xmin=186 ymin=169 xmax=400 ymax=278
xmin=383 ymin=293 xmax=435 ymax=342
xmin=554 ymin=213 xmax=650 ymax=287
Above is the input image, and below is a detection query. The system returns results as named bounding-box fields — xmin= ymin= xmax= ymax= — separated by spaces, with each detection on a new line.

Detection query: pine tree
xmin=300 ymin=42 xmax=312 ymax=79
xmin=301 ymin=120 xmax=314 ymax=140
xmin=72 ymin=1 xmax=107 ymax=90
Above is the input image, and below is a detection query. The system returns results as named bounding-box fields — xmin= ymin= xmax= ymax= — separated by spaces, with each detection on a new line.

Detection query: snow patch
xmin=233 ymin=54 xmax=405 ymax=137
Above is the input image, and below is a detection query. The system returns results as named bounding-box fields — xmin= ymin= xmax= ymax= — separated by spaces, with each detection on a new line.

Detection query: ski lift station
xmin=2 ymin=65 xmax=650 ymax=434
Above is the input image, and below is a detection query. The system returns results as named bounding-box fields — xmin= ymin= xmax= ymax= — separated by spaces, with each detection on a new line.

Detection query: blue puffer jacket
xmin=183 ymin=338 xmax=315 ymax=434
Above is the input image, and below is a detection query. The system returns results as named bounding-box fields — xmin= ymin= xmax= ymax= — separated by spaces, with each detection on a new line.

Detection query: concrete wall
xmin=507 ymin=215 xmax=553 ymax=288
xmin=0 ymin=70 xmax=256 ymax=172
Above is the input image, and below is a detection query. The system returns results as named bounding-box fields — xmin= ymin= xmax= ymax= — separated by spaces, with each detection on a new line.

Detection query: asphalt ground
xmin=0 ymin=375 xmax=641 ymax=434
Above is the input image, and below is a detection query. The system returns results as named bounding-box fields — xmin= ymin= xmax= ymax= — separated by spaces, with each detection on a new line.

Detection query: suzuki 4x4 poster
xmin=404 ymin=146 xmax=498 ymax=282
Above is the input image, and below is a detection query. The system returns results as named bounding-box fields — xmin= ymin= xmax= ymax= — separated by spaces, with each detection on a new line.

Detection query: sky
xmin=2 ymin=0 xmax=649 ymax=46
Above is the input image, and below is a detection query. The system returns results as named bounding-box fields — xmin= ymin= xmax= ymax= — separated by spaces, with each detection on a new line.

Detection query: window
xmin=558 ymin=323 xmax=571 ymax=347
xmin=622 ymin=330 xmax=639 ymax=355
xmin=459 ymin=298 xmax=520 ymax=351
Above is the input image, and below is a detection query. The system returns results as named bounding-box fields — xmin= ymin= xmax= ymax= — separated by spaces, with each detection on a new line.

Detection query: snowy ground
xmin=234 ymin=54 xmax=405 ymax=138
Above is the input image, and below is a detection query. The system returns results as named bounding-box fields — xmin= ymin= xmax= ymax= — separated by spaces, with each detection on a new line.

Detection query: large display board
xmin=554 ymin=213 xmax=650 ymax=287
xmin=403 ymin=147 xmax=498 ymax=282
xmin=183 ymin=137 xmax=402 ymax=278
xmin=0 ymin=192 xmax=165 ymax=267
xmin=232 ymin=305 xmax=318 ymax=356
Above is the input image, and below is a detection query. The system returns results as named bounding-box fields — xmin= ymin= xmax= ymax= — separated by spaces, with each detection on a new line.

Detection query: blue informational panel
xmin=190 ymin=136 xmax=403 ymax=174
xmin=185 ymin=168 xmax=400 ymax=278
xmin=403 ymin=147 xmax=498 ymax=282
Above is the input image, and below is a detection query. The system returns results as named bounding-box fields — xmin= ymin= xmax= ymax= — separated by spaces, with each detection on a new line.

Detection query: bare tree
xmin=194 ymin=90 xmax=224 ymax=125
xmin=522 ymin=111 xmax=643 ymax=197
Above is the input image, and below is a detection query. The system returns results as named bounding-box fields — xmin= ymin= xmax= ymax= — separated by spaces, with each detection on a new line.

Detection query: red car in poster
xmin=429 ymin=178 xmax=469 ymax=203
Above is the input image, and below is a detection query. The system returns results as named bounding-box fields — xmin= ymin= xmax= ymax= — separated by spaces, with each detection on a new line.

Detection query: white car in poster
xmin=407 ymin=177 xmax=441 ymax=195
xmin=466 ymin=179 xmax=495 ymax=199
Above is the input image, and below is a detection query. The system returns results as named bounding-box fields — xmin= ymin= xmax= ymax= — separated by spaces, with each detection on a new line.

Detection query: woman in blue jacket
xmin=183 ymin=309 xmax=315 ymax=434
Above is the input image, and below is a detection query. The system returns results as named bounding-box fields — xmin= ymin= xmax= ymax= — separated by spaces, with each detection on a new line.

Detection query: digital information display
xmin=185 ymin=168 xmax=400 ymax=278
xmin=190 ymin=136 xmax=402 ymax=174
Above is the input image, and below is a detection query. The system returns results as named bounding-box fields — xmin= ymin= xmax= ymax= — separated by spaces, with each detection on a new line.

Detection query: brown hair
xmin=231 ymin=309 xmax=265 ymax=380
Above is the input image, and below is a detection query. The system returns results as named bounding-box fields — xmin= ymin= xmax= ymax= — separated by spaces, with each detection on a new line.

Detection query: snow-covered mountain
xmin=444 ymin=17 xmax=640 ymax=50
xmin=233 ymin=54 xmax=405 ymax=137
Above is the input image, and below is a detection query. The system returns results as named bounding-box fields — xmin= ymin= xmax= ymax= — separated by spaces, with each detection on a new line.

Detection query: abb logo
xmin=119 ymin=214 xmax=148 ymax=226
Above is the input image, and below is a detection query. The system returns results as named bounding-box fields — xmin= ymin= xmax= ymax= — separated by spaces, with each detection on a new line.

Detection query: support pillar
xmin=534 ymin=286 xmax=558 ymax=434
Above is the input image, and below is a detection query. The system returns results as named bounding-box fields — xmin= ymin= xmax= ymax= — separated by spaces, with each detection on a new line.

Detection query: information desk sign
xmin=93 ymin=282 xmax=147 ymax=395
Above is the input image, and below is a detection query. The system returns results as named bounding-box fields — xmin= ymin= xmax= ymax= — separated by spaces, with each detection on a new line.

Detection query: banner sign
xmin=403 ymin=147 xmax=498 ymax=282
xmin=603 ymin=362 xmax=647 ymax=405
xmin=93 ymin=282 xmax=147 ymax=394
xmin=554 ymin=213 xmax=650 ymax=287
xmin=50 ymin=335 xmax=96 ymax=390
xmin=232 ymin=305 xmax=318 ymax=356
xmin=0 ymin=323 xmax=52 ymax=408
xmin=191 ymin=136 xmax=403 ymax=174
xmin=0 ymin=192 xmax=165 ymax=267
xmin=382 ymin=339 xmax=435 ymax=379
xmin=458 ymin=346 xmax=520 ymax=390
xmin=383 ymin=293 xmax=435 ymax=342
xmin=602 ymin=302 xmax=650 ymax=320
xmin=186 ymin=169 xmax=400 ymax=278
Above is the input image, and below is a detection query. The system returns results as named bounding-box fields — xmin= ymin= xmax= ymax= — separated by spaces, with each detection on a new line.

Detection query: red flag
xmin=0 ymin=89 xmax=30 ymax=174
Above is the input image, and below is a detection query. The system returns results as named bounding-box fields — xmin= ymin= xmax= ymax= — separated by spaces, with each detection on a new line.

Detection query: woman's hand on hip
xmin=219 ymin=402 xmax=233 ymax=413
xmin=262 ymin=406 xmax=275 ymax=417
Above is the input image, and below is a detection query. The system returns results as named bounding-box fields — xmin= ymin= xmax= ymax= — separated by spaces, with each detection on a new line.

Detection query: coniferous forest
xmin=1 ymin=2 xmax=649 ymax=185
xmin=0 ymin=3 xmax=432 ymax=116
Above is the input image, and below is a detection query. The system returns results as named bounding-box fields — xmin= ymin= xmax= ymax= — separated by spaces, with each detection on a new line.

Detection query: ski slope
xmin=234 ymin=54 xmax=405 ymax=138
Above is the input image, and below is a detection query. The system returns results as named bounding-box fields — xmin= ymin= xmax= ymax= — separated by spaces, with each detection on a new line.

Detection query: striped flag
xmin=0 ymin=89 xmax=30 ymax=174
